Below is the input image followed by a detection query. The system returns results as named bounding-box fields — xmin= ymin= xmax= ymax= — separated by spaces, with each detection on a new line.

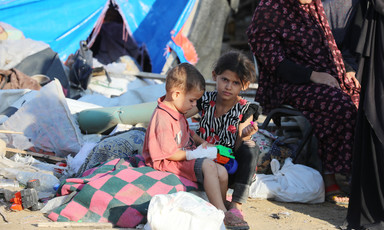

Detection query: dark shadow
xmin=88 ymin=2 xmax=152 ymax=72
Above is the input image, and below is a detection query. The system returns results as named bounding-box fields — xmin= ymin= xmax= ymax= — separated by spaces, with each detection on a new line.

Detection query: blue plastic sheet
xmin=117 ymin=0 xmax=190 ymax=72
xmin=0 ymin=0 xmax=107 ymax=61
xmin=0 ymin=0 xmax=196 ymax=73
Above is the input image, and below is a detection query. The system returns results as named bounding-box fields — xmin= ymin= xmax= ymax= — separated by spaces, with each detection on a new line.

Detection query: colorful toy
xmin=215 ymin=145 xmax=238 ymax=174
xmin=9 ymin=179 xmax=43 ymax=211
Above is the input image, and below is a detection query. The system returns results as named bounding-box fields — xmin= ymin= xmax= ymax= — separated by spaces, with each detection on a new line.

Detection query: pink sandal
xmin=224 ymin=209 xmax=249 ymax=230
xmin=228 ymin=208 xmax=245 ymax=219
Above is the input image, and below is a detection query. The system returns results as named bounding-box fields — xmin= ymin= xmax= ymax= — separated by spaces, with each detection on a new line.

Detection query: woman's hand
xmin=346 ymin=71 xmax=361 ymax=89
xmin=310 ymin=71 xmax=340 ymax=89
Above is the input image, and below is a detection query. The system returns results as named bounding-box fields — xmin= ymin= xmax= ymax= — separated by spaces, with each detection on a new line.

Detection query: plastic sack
xmin=144 ymin=191 xmax=225 ymax=230
xmin=0 ymin=89 xmax=31 ymax=115
xmin=0 ymin=79 xmax=83 ymax=157
xmin=0 ymin=89 xmax=37 ymax=124
xmin=0 ymin=155 xmax=59 ymax=194
xmin=249 ymin=158 xmax=324 ymax=203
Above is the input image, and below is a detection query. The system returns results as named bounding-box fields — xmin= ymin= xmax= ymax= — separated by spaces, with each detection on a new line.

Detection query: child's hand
xmin=200 ymin=141 xmax=215 ymax=148
xmin=241 ymin=121 xmax=258 ymax=140
xmin=186 ymin=145 xmax=217 ymax=160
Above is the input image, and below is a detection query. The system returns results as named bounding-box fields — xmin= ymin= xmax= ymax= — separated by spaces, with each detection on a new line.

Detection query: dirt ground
xmin=0 ymin=196 xmax=348 ymax=230
xmin=243 ymin=199 xmax=347 ymax=230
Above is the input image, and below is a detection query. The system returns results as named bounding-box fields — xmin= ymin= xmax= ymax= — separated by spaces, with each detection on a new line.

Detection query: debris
xmin=9 ymin=179 xmax=44 ymax=211
xmin=270 ymin=213 xmax=280 ymax=219
xmin=37 ymin=222 xmax=114 ymax=228
xmin=0 ymin=210 xmax=8 ymax=223
xmin=278 ymin=211 xmax=291 ymax=217
xmin=0 ymin=130 xmax=23 ymax=135
xmin=0 ymin=179 xmax=19 ymax=188
xmin=0 ymin=139 xmax=5 ymax=157
xmin=269 ymin=211 xmax=291 ymax=220
xmin=5 ymin=147 xmax=65 ymax=164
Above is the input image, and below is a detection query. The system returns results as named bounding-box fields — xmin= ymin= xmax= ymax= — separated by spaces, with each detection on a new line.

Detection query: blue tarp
xmin=0 ymin=0 xmax=196 ymax=73
xmin=0 ymin=0 xmax=107 ymax=61
xmin=117 ymin=0 xmax=195 ymax=71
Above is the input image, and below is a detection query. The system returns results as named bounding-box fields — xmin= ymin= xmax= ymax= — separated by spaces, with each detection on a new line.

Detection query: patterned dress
xmin=247 ymin=0 xmax=359 ymax=174
xmin=196 ymin=91 xmax=260 ymax=203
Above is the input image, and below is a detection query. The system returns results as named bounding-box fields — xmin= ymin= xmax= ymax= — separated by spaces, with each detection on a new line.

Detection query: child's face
xmin=213 ymin=70 xmax=249 ymax=101
xmin=174 ymin=88 xmax=204 ymax=114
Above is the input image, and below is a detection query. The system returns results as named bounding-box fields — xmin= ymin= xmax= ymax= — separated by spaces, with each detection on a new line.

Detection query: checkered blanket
xmin=48 ymin=155 xmax=198 ymax=228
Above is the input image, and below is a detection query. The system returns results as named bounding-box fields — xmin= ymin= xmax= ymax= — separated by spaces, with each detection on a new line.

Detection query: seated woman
xmin=247 ymin=0 xmax=361 ymax=205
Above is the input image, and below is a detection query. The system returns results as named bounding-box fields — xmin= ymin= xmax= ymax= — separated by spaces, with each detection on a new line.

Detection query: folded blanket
xmin=48 ymin=156 xmax=198 ymax=228
xmin=75 ymin=128 xmax=146 ymax=177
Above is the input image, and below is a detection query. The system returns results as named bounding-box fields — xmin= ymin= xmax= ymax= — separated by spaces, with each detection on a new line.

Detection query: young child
xmin=142 ymin=63 xmax=246 ymax=229
xmin=188 ymin=51 xmax=260 ymax=229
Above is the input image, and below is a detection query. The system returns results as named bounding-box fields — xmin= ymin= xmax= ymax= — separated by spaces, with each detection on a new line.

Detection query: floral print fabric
xmin=246 ymin=0 xmax=360 ymax=112
xmin=287 ymin=83 xmax=356 ymax=174
xmin=246 ymin=0 xmax=359 ymax=174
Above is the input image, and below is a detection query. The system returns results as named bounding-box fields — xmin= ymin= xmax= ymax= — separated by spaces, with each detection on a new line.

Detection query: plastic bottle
xmin=13 ymin=170 xmax=60 ymax=193
xmin=0 ymin=178 xmax=19 ymax=188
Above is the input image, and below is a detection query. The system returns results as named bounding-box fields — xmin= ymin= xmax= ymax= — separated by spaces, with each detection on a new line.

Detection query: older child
xmin=142 ymin=63 xmax=246 ymax=229
xmin=188 ymin=51 xmax=260 ymax=229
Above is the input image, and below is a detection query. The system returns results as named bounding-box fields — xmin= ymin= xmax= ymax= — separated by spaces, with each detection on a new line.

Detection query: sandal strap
xmin=224 ymin=211 xmax=249 ymax=228
xmin=228 ymin=208 xmax=245 ymax=220
xmin=325 ymin=184 xmax=341 ymax=193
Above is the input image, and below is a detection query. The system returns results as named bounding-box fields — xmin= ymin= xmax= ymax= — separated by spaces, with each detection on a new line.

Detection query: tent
xmin=0 ymin=0 xmax=200 ymax=73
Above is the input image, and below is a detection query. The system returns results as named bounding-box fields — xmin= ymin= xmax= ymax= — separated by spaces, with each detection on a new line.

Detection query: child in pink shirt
xmin=143 ymin=63 xmax=245 ymax=229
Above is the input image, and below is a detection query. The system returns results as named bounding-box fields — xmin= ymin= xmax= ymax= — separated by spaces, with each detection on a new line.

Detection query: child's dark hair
xmin=166 ymin=62 xmax=205 ymax=93
xmin=213 ymin=50 xmax=256 ymax=86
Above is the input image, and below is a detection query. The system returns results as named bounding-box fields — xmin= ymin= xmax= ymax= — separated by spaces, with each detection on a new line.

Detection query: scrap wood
xmin=0 ymin=139 xmax=4 ymax=156
xmin=5 ymin=147 xmax=65 ymax=164
xmin=0 ymin=130 xmax=23 ymax=135
xmin=36 ymin=222 xmax=114 ymax=228
xmin=0 ymin=209 xmax=8 ymax=223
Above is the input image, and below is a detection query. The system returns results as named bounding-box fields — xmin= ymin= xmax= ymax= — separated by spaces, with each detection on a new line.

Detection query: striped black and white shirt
xmin=196 ymin=91 xmax=260 ymax=149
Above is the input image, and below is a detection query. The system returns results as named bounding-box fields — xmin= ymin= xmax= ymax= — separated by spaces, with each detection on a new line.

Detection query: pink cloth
xmin=142 ymin=96 xmax=198 ymax=182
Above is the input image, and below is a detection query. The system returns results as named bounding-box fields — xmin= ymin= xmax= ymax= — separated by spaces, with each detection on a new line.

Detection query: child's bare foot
xmin=225 ymin=201 xmax=243 ymax=211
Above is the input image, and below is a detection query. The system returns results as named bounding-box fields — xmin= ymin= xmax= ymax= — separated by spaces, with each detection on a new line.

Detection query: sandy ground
xmin=243 ymin=199 xmax=347 ymax=230
xmin=0 ymin=196 xmax=348 ymax=230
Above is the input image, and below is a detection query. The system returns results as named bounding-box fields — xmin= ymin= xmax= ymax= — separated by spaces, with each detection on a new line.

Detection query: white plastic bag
xmin=144 ymin=191 xmax=225 ymax=230
xmin=249 ymin=158 xmax=324 ymax=203
xmin=0 ymin=155 xmax=60 ymax=194
xmin=0 ymin=80 xmax=83 ymax=157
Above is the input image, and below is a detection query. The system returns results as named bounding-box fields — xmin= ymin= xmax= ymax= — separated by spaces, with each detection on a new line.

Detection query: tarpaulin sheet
xmin=115 ymin=0 xmax=192 ymax=72
xmin=0 ymin=0 xmax=196 ymax=73
xmin=0 ymin=0 xmax=107 ymax=61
